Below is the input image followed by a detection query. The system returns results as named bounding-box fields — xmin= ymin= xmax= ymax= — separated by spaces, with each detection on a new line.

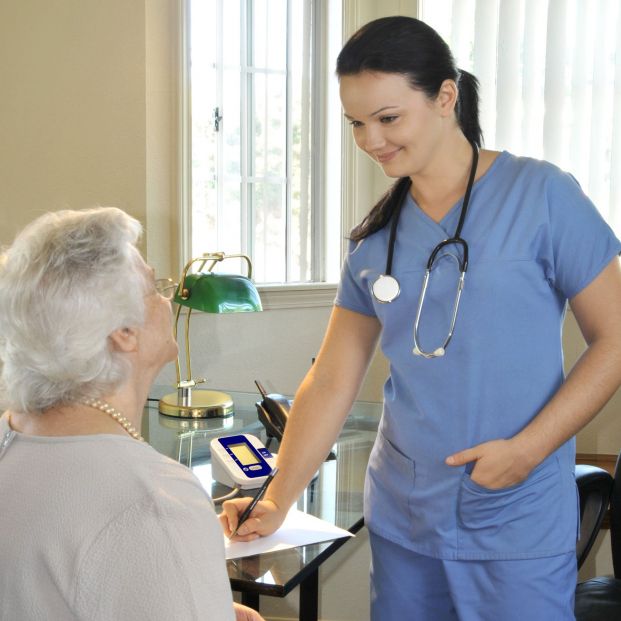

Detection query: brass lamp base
xmin=159 ymin=389 xmax=234 ymax=419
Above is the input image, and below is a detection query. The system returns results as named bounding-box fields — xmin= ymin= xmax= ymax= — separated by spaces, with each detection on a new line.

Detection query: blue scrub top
xmin=336 ymin=152 xmax=621 ymax=560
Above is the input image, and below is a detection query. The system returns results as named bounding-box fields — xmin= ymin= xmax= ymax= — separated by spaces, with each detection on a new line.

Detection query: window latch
xmin=213 ymin=107 xmax=223 ymax=132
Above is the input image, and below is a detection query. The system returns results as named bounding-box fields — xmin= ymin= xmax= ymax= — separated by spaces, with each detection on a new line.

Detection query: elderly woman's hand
xmin=233 ymin=602 xmax=266 ymax=621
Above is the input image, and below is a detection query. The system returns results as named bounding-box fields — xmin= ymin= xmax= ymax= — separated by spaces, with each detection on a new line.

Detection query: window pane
xmin=222 ymin=0 xmax=241 ymax=68
xmin=252 ymin=72 xmax=287 ymax=178
xmin=289 ymin=0 xmax=311 ymax=282
xmin=222 ymin=68 xmax=241 ymax=178
xmin=252 ymin=181 xmax=286 ymax=282
xmin=190 ymin=0 xmax=218 ymax=255
xmin=220 ymin=179 xmax=242 ymax=252
xmin=252 ymin=0 xmax=287 ymax=71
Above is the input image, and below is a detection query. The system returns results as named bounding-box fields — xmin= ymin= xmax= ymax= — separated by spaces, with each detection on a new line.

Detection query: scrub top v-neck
xmin=335 ymin=151 xmax=621 ymax=560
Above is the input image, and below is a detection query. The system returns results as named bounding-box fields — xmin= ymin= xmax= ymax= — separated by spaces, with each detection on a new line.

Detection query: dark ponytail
xmin=338 ymin=16 xmax=483 ymax=241
xmin=455 ymin=70 xmax=482 ymax=148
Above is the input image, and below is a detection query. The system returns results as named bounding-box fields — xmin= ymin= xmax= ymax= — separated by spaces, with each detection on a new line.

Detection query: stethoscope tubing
xmin=426 ymin=237 xmax=469 ymax=272
xmin=371 ymin=142 xmax=479 ymax=357
xmin=413 ymin=266 xmax=466 ymax=358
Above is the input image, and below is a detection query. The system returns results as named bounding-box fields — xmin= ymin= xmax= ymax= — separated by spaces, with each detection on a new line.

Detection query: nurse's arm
xmin=446 ymin=255 xmax=621 ymax=489
xmin=220 ymin=306 xmax=381 ymax=539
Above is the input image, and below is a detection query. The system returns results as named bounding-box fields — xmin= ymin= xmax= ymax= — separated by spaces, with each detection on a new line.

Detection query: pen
xmin=229 ymin=466 xmax=279 ymax=539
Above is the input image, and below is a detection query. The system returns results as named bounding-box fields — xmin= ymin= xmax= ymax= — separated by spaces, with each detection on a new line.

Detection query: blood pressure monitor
xmin=210 ymin=433 xmax=276 ymax=489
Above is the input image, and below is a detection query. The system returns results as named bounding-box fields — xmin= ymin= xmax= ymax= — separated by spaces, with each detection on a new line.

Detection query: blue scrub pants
xmin=369 ymin=532 xmax=576 ymax=621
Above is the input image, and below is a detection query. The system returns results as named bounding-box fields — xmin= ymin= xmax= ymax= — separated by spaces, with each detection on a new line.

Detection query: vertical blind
xmin=421 ymin=0 xmax=621 ymax=232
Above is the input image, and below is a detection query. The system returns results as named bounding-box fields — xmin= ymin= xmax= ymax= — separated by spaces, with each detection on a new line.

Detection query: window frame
xmin=177 ymin=0 xmax=344 ymax=309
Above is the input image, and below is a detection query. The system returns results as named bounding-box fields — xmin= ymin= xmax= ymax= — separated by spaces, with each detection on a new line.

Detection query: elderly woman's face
xmin=138 ymin=264 xmax=179 ymax=369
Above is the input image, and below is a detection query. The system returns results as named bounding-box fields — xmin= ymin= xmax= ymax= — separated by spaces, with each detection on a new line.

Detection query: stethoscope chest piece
xmin=372 ymin=274 xmax=400 ymax=303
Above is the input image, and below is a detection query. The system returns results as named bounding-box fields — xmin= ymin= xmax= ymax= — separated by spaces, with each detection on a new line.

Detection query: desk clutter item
xmin=254 ymin=380 xmax=290 ymax=445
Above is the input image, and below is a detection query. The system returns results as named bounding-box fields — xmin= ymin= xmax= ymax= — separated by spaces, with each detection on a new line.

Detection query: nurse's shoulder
xmin=501 ymin=152 xmax=577 ymax=187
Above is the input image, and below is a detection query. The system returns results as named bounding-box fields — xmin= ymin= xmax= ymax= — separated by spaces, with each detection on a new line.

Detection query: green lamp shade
xmin=174 ymin=272 xmax=262 ymax=313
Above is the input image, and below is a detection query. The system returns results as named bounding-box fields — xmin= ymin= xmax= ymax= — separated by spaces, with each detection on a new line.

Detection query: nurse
xmin=221 ymin=16 xmax=621 ymax=620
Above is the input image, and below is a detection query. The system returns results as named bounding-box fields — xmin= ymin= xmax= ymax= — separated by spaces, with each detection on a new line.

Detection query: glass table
xmin=143 ymin=389 xmax=381 ymax=621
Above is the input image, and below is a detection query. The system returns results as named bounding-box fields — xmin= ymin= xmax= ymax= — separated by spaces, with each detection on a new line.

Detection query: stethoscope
xmin=371 ymin=142 xmax=479 ymax=359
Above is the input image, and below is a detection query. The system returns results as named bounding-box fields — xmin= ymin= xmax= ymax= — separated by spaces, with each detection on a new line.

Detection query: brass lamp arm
xmin=160 ymin=251 xmax=259 ymax=419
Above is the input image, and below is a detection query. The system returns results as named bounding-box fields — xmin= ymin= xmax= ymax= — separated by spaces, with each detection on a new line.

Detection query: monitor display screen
xmin=229 ymin=442 xmax=260 ymax=466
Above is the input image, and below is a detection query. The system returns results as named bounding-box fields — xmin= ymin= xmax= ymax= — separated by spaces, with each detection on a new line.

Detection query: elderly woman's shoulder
xmin=111 ymin=439 xmax=209 ymax=493
xmin=71 ymin=437 xmax=216 ymax=515
xmin=122 ymin=445 xmax=220 ymax=522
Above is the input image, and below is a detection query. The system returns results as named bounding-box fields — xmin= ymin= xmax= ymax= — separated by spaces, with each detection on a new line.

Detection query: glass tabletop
xmin=143 ymin=388 xmax=380 ymax=596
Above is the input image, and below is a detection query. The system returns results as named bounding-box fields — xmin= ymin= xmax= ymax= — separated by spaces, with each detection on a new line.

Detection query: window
xmin=186 ymin=0 xmax=343 ymax=286
xmin=420 ymin=0 xmax=621 ymax=232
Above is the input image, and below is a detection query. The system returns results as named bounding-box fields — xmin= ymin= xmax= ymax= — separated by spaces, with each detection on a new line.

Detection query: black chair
xmin=576 ymin=464 xmax=614 ymax=569
xmin=575 ymin=454 xmax=621 ymax=620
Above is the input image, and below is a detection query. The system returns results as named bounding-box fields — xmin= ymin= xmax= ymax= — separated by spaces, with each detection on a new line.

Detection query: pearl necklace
xmin=81 ymin=397 xmax=144 ymax=442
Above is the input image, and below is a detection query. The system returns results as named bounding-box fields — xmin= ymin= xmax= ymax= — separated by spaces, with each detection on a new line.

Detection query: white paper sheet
xmin=224 ymin=508 xmax=354 ymax=560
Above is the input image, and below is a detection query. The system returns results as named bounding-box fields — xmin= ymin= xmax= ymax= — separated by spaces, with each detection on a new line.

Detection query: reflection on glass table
xmin=143 ymin=389 xmax=380 ymax=621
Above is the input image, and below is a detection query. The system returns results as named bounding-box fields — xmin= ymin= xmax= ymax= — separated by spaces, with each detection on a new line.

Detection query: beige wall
xmin=0 ymin=0 xmax=148 ymax=254
xmin=145 ymin=0 xmax=180 ymax=278
xmin=565 ymin=313 xmax=621 ymax=455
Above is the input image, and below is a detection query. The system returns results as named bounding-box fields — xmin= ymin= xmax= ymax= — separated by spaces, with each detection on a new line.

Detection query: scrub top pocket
xmin=457 ymin=455 xmax=576 ymax=559
xmin=364 ymin=432 xmax=418 ymax=544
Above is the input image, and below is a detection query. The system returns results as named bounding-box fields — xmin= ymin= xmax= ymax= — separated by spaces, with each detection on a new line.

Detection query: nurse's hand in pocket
xmin=445 ymin=438 xmax=539 ymax=490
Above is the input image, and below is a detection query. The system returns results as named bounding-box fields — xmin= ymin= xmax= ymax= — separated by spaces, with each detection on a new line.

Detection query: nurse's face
xmin=340 ymin=71 xmax=450 ymax=179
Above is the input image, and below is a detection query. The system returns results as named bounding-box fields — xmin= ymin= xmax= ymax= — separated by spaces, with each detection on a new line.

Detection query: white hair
xmin=0 ymin=207 xmax=148 ymax=413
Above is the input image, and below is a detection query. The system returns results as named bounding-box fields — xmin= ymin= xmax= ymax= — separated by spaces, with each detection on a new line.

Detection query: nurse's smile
xmin=375 ymin=148 xmax=403 ymax=164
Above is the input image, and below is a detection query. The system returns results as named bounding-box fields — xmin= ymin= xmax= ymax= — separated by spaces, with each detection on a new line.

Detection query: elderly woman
xmin=0 ymin=208 xmax=262 ymax=621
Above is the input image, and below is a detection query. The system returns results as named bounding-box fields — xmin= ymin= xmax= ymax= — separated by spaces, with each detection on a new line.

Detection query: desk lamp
xmin=159 ymin=252 xmax=262 ymax=418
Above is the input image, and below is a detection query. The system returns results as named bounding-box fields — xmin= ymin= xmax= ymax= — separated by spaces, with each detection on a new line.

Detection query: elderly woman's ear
xmin=108 ymin=327 xmax=138 ymax=353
